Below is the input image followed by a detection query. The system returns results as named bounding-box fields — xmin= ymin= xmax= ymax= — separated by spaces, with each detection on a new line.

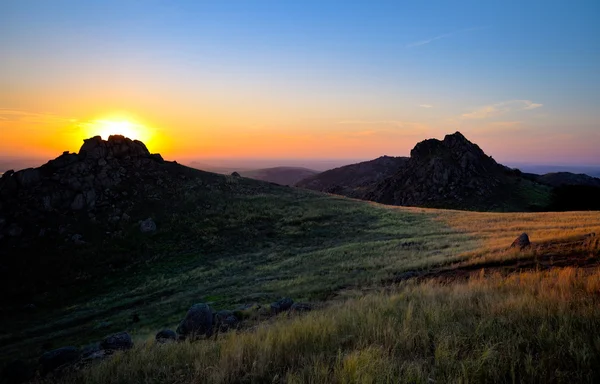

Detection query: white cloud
xmin=418 ymin=104 xmax=433 ymax=108
xmin=461 ymin=100 xmax=543 ymax=119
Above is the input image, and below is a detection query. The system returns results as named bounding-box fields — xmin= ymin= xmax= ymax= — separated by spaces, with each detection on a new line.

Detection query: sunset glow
xmin=89 ymin=120 xmax=149 ymax=142
xmin=1 ymin=1 xmax=599 ymax=166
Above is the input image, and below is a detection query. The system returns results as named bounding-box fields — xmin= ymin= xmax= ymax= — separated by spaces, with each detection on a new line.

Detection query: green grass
xmin=0 ymin=174 xmax=476 ymax=363
xmin=50 ymin=268 xmax=600 ymax=384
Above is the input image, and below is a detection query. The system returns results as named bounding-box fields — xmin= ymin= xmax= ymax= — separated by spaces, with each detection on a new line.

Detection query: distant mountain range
xmin=296 ymin=132 xmax=600 ymax=212
xmin=238 ymin=167 xmax=319 ymax=186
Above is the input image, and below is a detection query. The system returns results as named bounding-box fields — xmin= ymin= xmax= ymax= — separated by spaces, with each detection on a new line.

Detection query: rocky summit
xmin=365 ymin=132 xmax=513 ymax=209
xmin=0 ymin=135 xmax=171 ymax=241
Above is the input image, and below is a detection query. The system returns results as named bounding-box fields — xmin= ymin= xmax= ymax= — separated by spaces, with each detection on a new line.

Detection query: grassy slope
xmin=53 ymin=208 xmax=600 ymax=384
xmin=0 ymin=175 xmax=475 ymax=363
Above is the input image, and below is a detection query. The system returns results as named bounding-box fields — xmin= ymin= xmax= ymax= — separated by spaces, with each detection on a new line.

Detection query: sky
xmin=1 ymin=0 xmax=599 ymax=165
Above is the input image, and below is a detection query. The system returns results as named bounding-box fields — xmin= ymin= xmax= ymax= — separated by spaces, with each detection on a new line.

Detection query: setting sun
xmin=91 ymin=119 xmax=148 ymax=142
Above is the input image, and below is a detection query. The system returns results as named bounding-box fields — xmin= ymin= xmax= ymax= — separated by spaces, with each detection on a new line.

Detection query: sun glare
xmin=91 ymin=119 xmax=148 ymax=142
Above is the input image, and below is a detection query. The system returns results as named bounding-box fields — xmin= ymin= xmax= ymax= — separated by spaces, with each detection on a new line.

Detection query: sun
xmin=91 ymin=119 xmax=148 ymax=142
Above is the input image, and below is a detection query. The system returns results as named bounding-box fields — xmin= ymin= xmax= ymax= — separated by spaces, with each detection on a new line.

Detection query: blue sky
xmin=1 ymin=0 xmax=599 ymax=163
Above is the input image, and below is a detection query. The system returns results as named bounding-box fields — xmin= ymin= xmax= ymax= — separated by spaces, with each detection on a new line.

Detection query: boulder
xmin=155 ymin=329 xmax=177 ymax=343
xmin=14 ymin=168 xmax=41 ymax=188
xmin=39 ymin=346 xmax=80 ymax=375
xmin=100 ymin=332 xmax=133 ymax=351
xmin=231 ymin=172 xmax=241 ymax=177
xmin=290 ymin=302 xmax=312 ymax=312
xmin=7 ymin=224 xmax=22 ymax=237
xmin=176 ymin=303 xmax=213 ymax=338
xmin=270 ymin=297 xmax=294 ymax=314
xmin=511 ymin=233 xmax=531 ymax=250
xmin=140 ymin=218 xmax=157 ymax=233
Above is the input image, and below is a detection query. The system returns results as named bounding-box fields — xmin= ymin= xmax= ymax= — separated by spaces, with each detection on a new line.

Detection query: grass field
xmin=3 ymin=172 xmax=600 ymax=383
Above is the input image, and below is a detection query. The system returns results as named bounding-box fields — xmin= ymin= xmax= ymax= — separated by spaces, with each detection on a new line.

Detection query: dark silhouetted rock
xmin=511 ymin=233 xmax=531 ymax=250
xmin=39 ymin=346 xmax=80 ymax=375
xmin=140 ymin=218 xmax=157 ymax=233
xmin=270 ymin=297 xmax=294 ymax=313
xmin=155 ymin=329 xmax=177 ymax=343
xmin=176 ymin=303 xmax=213 ymax=338
xmin=100 ymin=332 xmax=133 ymax=351
xmin=231 ymin=171 xmax=241 ymax=177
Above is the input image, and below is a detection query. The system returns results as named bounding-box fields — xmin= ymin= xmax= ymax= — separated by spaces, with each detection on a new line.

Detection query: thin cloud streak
xmin=419 ymin=104 xmax=433 ymax=108
xmin=407 ymin=26 xmax=489 ymax=48
xmin=461 ymin=100 xmax=543 ymax=119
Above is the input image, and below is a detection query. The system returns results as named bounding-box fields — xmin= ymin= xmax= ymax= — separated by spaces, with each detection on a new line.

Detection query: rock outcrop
xmin=365 ymin=132 xmax=507 ymax=208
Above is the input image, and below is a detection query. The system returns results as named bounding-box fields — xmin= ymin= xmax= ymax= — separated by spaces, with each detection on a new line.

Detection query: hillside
xmin=239 ymin=167 xmax=319 ymax=186
xmin=296 ymin=156 xmax=408 ymax=198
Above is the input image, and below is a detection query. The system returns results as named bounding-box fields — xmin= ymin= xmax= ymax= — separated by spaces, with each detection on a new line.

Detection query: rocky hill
xmin=296 ymin=156 xmax=408 ymax=198
xmin=0 ymin=135 xmax=277 ymax=303
xmin=239 ymin=167 xmax=319 ymax=186
xmin=298 ymin=132 xmax=551 ymax=211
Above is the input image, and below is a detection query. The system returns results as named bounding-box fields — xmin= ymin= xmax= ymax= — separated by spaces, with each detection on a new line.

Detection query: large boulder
xmin=511 ymin=233 xmax=531 ymax=250
xmin=39 ymin=346 xmax=80 ymax=375
xmin=176 ymin=303 xmax=213 ymax=338
xmin=140 ymin=218 xmax=157 ymax=233
xmin=100 ymin=332 xmax=133 ymax=351
xmin=155 ymin=329 xmax=177 ymax=343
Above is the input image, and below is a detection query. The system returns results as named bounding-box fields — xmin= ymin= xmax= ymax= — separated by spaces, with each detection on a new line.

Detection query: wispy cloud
xmin=0 ymin=109 xmax=76 ymax=124
xmin=418 ymin=104 xmax=433 ymax=108
xmin=461 ymin=100 xmax=543 ymax=119
xmin=407 ymin=26 xmax=488 ymax=48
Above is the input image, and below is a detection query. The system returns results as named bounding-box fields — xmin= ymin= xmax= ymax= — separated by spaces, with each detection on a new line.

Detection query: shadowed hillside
xmin=296 ymin=156 xmax=408 ymax=198
xmin=239 ymin=167 xmax=319 ymax=186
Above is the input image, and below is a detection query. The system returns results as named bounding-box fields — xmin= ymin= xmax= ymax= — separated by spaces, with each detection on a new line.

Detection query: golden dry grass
xmin=49 ymin=267 xmax=600 ymax=384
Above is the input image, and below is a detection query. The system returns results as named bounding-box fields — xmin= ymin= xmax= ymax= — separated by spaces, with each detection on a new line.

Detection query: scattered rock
xmin=176 ymin=303 xmax=213 ymax=339
xmin=71 ymin=234 xmax=85 ymax=244
xmin=270 ymin=297 xmax=294 ymax=314
xmin=155 ymin=329 xmax=177 ymax=343
xmin=100 ymin=332 xmax=133 ymax=351
xmin=39 ymin=346 xmax=80 ymax=375
xmin=511 ymin=233 xmax=531 ymax=250
xmin=290 ymin=302 xmax=312 ymax=312
xmin=140 ymin=218 xmax=157 ymax=233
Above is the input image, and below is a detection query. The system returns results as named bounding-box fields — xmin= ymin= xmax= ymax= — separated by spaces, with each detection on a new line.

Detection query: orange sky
xmin=2 ymin=2 xmax=599 ymax=166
